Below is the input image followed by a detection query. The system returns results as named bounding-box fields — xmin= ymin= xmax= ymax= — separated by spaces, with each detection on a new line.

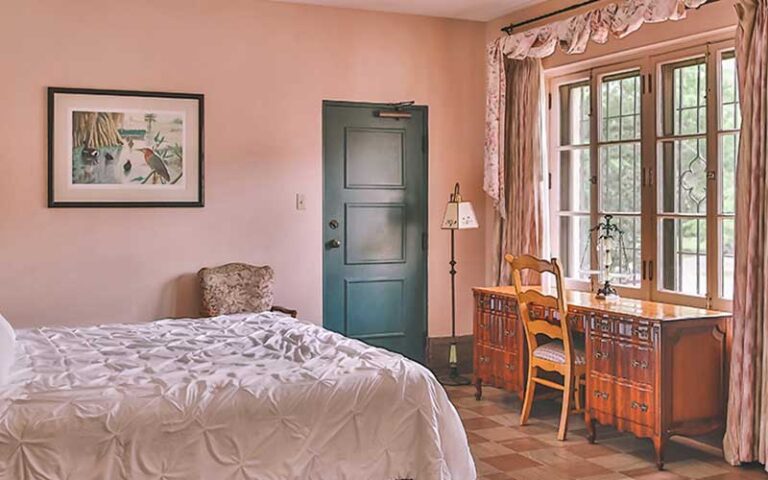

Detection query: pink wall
xmin=0 ymin=0 xmax=486 ymax=337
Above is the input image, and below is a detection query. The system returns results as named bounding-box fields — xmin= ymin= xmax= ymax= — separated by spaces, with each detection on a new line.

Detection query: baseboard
xmin=426 ymin=335 xmax=473 ymax=377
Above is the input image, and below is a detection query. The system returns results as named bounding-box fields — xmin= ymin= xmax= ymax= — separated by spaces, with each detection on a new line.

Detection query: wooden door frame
xmin=321 ymin=100 xmax=430 ymax=358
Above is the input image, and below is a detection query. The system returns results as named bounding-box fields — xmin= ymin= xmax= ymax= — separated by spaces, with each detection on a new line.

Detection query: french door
xmin=549 ymin=38 xmax=738 ymax=311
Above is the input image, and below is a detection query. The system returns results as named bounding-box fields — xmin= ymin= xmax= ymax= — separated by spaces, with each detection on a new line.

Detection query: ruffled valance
xmin=484 ymin=0 xmax=708 ymax=214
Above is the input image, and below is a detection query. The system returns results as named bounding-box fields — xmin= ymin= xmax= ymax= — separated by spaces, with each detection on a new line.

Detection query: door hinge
xmin=548 ymin=172 xmax=552 ymax=190
xmin=422 ymin=232 xmax=428 ymax=251
xmin=548 ymin=93 xmax=552 ymax=110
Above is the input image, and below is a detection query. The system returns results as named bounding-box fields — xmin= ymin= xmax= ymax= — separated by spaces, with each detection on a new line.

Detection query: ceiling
xmin=267 ymin=0 xmax=543 ymax=22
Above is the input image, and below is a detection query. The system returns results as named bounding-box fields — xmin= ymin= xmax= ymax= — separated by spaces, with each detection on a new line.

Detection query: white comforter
xmin=0 ymin=313 xmax=475 ymax=480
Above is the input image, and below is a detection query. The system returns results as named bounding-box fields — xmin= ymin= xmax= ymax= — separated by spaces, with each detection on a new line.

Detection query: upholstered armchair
xmin=198 ymin=263 xmax=297 ymax=318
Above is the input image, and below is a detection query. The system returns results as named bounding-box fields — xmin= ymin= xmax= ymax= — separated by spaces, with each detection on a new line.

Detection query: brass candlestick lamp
xmin=584 ymin=214 xmax=629 ymax=300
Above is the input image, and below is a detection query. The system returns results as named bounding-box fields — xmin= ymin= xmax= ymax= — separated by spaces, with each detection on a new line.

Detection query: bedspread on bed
xmin=0 ymin=313 xmax=475 ymax=480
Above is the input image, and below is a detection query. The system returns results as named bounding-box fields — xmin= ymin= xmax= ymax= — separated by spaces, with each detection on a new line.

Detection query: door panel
xmin=323 ymin=102 xmax=427 ymax=363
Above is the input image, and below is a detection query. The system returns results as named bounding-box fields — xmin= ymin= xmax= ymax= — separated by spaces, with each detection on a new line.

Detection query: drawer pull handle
xmin=631 ymin=360 xmax=648 ymax=369
xmin=632 ymin=327 xmax=650 ymax=339
xmin=593 ymin=390 xmax=609 ymax=399
xmin=631 ymin=401 xmax=649 ymax=412
xmin=504 ymin=329 xmax=514 ymax=337
xmin=594 ymin=351 xmax=608 ymax=359
xmin=479 ymin=356 xmax=490 ymax=364
xmin=505 ymin=363 xmax=515 ymax=371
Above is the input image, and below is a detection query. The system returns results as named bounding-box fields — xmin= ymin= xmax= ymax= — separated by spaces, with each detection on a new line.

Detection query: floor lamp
xmin=438 ymin=182 xmax=478 ymax=386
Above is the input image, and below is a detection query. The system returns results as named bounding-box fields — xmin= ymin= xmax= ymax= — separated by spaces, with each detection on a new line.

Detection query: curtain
xmin=483 ymin=0 xmax=708 ymax=215
xmin=724 ymin=0 xmax=768 ymax=468
xmin=491 ymin=58 xmax=544 ymax=286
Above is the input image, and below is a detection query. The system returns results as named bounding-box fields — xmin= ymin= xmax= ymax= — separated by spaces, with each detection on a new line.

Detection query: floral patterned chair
xmin=198 ymin=263 xmax=297 ymax=318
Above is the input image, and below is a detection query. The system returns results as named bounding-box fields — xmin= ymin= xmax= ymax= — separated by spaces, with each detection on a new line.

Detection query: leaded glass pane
xmin=560 ymin=83 xmax=590 ymax=146
xmin=720 ymin=133 xmax=738 ymax=215
xmin=659 ymin=218 xmax=707 ymax=296
xmin=599 ymin=143 xmax=641 ymax=213
xmin=659 ymin=138 xmax=707 ymax=215
xmin=559 ymin=148 xmax=590 ymax=212
xmin=601 ymin=72 xmax=641 ymax=142
xmin=559 ymin=215 xmax=592 ymax=280
xmin=720 ymin=53 xmax=741 ymax=131
xmin=661 ymin=58 xmax=707 ymax=137
xmin=605 ymin=215 xmax=642 ymax=287
xmin=721 ymin=218 xmax=734 ymax=299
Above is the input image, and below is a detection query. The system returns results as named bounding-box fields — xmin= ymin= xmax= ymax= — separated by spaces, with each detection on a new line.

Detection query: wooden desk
xmin=472 ymin=286 xmax=731 ymax=470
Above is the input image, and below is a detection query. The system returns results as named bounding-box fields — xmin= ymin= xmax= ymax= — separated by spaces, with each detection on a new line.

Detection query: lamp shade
xmin=441 ymin=183 xmax=479 ymax=230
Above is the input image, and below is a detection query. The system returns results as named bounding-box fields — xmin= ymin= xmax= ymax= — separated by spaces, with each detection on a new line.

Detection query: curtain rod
xmin=500 ymin=0 xmax=720 ymax=35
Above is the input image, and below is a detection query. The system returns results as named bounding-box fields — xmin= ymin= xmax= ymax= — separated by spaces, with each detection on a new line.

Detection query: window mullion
xmin=641 ymin=60 xmax=656 ymax=301
xmin=589 ymin=69 xmax=599 ymax=292
xmin=706 ymin=47 xmax=719 ymax=308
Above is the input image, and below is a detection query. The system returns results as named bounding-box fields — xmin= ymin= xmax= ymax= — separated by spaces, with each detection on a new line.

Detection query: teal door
xmin=323 ymin=101 xmax=427 ymax=363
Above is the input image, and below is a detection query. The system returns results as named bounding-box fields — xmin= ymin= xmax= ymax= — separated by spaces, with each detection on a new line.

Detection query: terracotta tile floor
xmin=444 ymin=385 xmax=767 ymax=480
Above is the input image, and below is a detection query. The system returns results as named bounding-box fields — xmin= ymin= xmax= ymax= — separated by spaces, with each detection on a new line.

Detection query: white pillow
xmin=0 ymin=313 xmax=15 ymax=384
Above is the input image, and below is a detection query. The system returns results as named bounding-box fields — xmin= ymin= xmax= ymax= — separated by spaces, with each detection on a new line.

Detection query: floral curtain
xmin=724 ymin=0 xmax=768 ymax=469
xmin=484 ymin=0 xmax=708 ymax=214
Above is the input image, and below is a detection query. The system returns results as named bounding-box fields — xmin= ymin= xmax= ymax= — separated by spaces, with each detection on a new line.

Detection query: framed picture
xmin=48 ymin=87 xmax=204 ymax=207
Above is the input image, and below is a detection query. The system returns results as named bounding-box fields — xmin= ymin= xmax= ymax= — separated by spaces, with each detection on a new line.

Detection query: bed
xmin=0 ymin=312 xmax=475 ymax=480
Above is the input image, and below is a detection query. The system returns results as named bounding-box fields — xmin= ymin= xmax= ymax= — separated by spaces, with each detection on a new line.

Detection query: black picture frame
xmin=48 ymin=87 xmax=205 ymax=208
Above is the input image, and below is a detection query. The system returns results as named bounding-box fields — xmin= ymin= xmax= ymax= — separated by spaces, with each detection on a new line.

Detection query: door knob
xmin=327 ymin=239 xmax=342 ymax=249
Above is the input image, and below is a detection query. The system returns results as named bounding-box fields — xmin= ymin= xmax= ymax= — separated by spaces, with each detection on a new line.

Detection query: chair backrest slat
xmin=505 ymin=254 xmax=574 ymax=365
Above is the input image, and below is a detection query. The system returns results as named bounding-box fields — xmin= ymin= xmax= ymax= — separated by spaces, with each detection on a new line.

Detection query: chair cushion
xmin=198 ymin=263 xmax=274 ymax=316
xmin=532 ymin=340 xmax=585 ymax=365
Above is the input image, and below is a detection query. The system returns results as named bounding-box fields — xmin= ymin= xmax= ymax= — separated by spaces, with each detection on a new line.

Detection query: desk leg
xmin=474 ymin=377 xmax=483 ymax=401
xmin=585 ymin=413 xmax=597 ymax=444
xmin=653 ymin=435 xmax=666 ymax=470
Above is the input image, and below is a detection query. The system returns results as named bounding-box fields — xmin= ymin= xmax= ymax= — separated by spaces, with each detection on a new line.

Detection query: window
xmin=719 ymin=51 xmax=739 ymax=300
xmin=549 ymin=40 xmax=739 ymax=308
xmin=658 ymin=58 xmax=708 ymax=296
xmin=557 ymin=82 xmax=591 ymax=281
xmin=599 ymin=71 xmax=642 ymax=288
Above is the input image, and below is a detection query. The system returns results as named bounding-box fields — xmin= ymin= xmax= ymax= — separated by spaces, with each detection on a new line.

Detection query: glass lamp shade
xmin=441 ymin=200 xmax=479 ymax=230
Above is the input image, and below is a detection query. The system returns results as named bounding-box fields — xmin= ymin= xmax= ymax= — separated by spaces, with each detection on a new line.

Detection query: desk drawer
xmin=502 ymin=320 xmax=519 ymax=353
xmin=483 ymin=294 xmax=516 ymax=314
xmin=589 ymin=375 xmax=614 ymax=417
xmin=615 ymin=382 xmax=655 ymax=428
xmin=475 ymin=345 xmax=494 ymax=381
xmin=615 ymin=341 xmax=656 ymax=386
xmin=616 ymin=319 xmax=654 ymax=345
xmin=589 ymin=336 xmax=614 ymax=376
xmin=501 ymin=351 xmax=520 ymax=389
xmin=590 ymin=315 xmax=614 ymax=336
xmin=475 ymin=310 xmax=490 ymax=345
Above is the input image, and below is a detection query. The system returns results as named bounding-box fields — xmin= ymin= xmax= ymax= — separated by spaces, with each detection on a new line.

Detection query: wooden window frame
xmin=546 ymin=34 xmax=736 ymax=311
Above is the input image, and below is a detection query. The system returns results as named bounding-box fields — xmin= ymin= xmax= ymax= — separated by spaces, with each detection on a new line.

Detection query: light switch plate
xmin=296 ymin=193 xmax=306 ymax=211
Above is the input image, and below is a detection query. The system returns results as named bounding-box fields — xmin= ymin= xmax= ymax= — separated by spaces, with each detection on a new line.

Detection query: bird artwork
xmin=123 ymin=159 xmax=132 ymax=174
xmin=105 ymin=152 xmax=114 ymax=163
xmin=79 ymin=147 xmax=100 ymax=183
xmin=81 ymin=147 xmax=99 ymax=164
xmin=138 ymin=147 xmax=171 ymax=183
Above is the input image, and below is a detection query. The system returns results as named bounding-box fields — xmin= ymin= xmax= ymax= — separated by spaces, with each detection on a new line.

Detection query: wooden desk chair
xmin=506 ymin=254 xmax=586 ymax=441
